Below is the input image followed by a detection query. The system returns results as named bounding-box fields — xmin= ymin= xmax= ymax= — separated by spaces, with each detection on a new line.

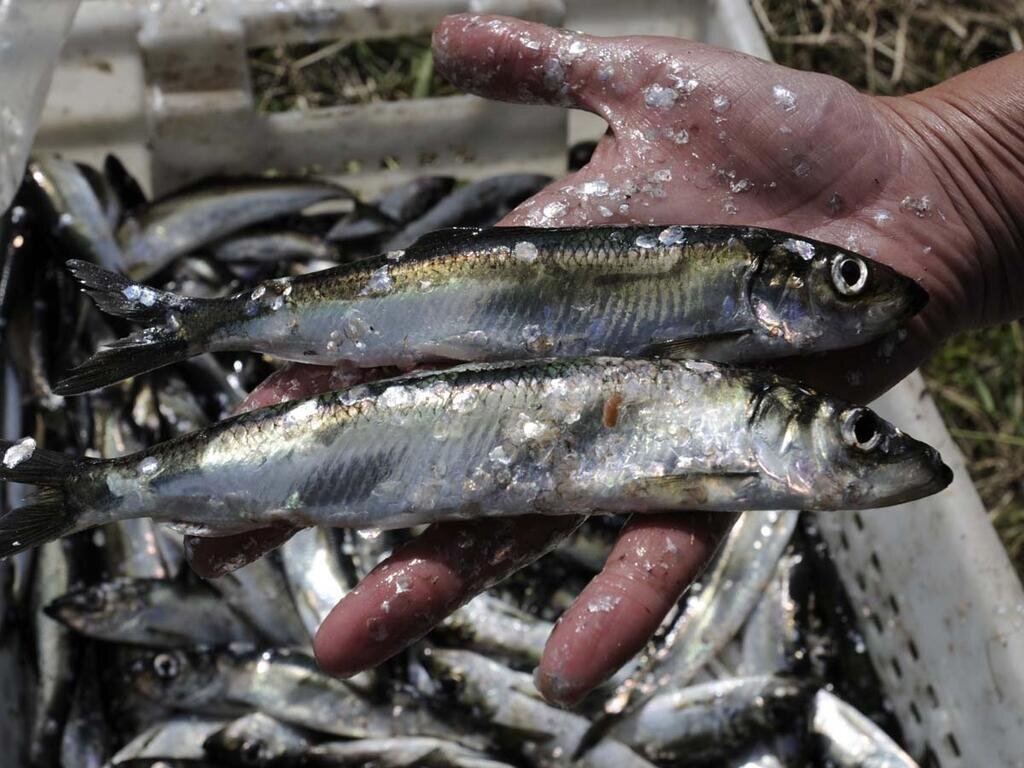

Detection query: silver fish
xmin=377 ymin=176 xmax=456 ymax=224
xmin=423 ymin=647 xmax=656 ymax=768
xmin=211 ymin=230 xmax=332 ymax=264
xmin=203 ymin=712 xmax=314 ymax=768
xmin=280 ymin=526 xmax=352 ymax=640
xmin=29 ymin=539 xmax=80 ymax=768
xmin=94 ymin=397 xmax=178 ymax=580
xmin=105 ymin=716 xmax=227 ymax=765
xmin=812 ymin=689 xmax=919 ymax=767
xmin=27 ymin=155 xmax=124 ymax=271
xmin=117 ymin=178 xmax=353 ymax=280
xmin=382 ymin=174 xmax=550 ymax=250
xmin=60 ymin=649 xmax=109 ymax=768
xmin=128 ymin=647 xmax=454 ymax=741
xmin=739 ymin=552 xmax=803 ymax=676
xmin=201 ymin=555 xmax=309 ymax=649
xmin=0 ymin=358 xmax=951 ymax=557
xmin=590 ymin=511 xmax=799 ymax=749
xmin=305 ymin=737 xmax=513 ymax=768
xmin=730 ymin=744 xmax=786 ymax=768
xmin=55 ymin=223 xmax=927 ymax=394
xmin=46 ymin=577 xmax=257 ymax=648
xmin=609 ymin=675 xmax=812 ymax=763
xmin=437 ymin=593 xmax=552 ymax=669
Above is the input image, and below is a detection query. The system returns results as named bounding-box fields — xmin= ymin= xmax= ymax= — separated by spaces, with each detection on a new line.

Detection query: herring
xmin=116 ymin=177 xmax=354 ymax=281
xmin=609 ymin=675 xmax=813 ymax=763
xmin=45 ymin=577 xmax=258 ymax=648
xmin=0 ymin=358 xmax=951 ymax=558
xmin=53 ymin=223 xmax=927 ymax=395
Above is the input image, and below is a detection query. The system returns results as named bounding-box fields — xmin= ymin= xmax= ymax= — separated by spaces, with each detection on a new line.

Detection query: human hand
xmin=189 ymin=15 xmax=1024 ymax=707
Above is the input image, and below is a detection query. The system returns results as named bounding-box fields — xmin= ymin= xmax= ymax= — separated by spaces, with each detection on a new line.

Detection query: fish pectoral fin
xmin=628 ymin=471 xmax=758 ymax=506
xmin=642 ymin=330 xmax=751 ymax=359
xmin=420 ymin=333 xmax=507 ymax=362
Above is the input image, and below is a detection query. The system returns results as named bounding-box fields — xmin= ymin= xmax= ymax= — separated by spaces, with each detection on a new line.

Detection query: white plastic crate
xmin=30 ymin=1 xmax=1024 ymax=765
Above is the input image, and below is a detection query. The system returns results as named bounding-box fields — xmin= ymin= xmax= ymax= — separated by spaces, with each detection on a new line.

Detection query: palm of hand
xmin=190 ymin=14 xmax=979 ymax=710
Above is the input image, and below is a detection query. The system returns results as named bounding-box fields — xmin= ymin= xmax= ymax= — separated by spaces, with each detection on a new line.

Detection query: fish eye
xmin=831 ymin=255 xmax=868 ymax=296
xmin=240 ymin=739 xmax=265 ymax=764
xmin=841 ymin=409 xmax=882 ymax=451
xmin=82 ymin=588 xmax=105 ymax=612
xmin=152 ymin=652 xmax=181 ymax=680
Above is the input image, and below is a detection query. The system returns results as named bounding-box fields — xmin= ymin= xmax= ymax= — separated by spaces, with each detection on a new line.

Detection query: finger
xmin=184 ymin=526 xmax=300 ymax=578
xmin=314 ymin=515 xmax=581 ymax=677
xmin=184 ymin=363 xmax=387 ymax=577
xmin=433 ymin=14 xmax=627 ymax=119
xmin=534 ymin=512 xmax=735 ymax=707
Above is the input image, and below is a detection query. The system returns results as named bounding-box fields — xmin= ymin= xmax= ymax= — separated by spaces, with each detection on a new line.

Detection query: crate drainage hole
xmin=909 ymin=700 xmax=922 ymax=723
xmin=945 ymin=733 xmax=962 ymax=758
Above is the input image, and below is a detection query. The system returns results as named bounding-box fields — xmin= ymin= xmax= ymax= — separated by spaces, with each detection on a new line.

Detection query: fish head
xmin=45 ymin=577 xmax=151 ymax=631
xmin=129 ymin=648 xmax=224 ymax=708
xmin=748 ymin=237 xmax=927 ymax=350
xmin=809 ymin=401 xmax=952 ymax=508
xmin=205 ymin=713 xmax=304 ymax=768
xmin=750 ymin=386 xmax=951 ymax=509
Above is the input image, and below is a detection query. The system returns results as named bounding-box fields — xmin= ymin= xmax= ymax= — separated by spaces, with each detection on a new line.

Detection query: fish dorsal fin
xmin=402 ymin=226 xmax=493 ymax=256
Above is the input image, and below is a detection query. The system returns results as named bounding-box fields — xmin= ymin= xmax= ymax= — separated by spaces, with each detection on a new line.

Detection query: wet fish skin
xmin=201 ymin=553 xmax=310 ymax=649
xmin=59 ymin=648 xmax=109 ymax=768
xmin=740 ymin=551 xmax=804 ymax=676
xmin=812 ymin=689 xmax=919 ymax=767
xmin=55 ymin=223 xmax=927 ymax=395
xmin=127 ymin=646 xmax=442 ymax=740
xmin=609 ymin=675 xmax=813 ymax=763
xmin=377 ymin=176 xmax=457 ymax=224
xmin=423 ymin=647 xmax=656 ymax=768
xmin=0 ymin=358 xmax=951 ymax=557
xmin=211 ymin=230 xmax=332 ymax=264
xmin=117 ymin=177 xmax=353 ymax=280
xmin=106 ymin=715 xmax=228 ymax=764
xmin=280 ymin=526 xmax=352 ymax=640
xmin=304 ymin=737 xmax=513 ymax=768
xmin=29 ymin=538 xmax=81 ymax=768
xmin=437 ymin=593 xmax=552 ymax=668
xmin=45 ymin=577 xmax=257 ymax=648
xmin=26 ymin=155 xmax=124 ymax=271
xmin=382 ymin=174 xmax=550 ymax=250
xmin=203 ymin=712 xmax=314 ymax=768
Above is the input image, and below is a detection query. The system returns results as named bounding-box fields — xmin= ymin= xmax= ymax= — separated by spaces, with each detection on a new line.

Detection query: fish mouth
xmin=871 ymin=455 xmax=953 ymax=507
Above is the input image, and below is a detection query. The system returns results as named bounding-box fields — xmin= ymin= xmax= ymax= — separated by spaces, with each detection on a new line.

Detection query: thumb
xmin=433 ymin=14 xmax=626 ymax=120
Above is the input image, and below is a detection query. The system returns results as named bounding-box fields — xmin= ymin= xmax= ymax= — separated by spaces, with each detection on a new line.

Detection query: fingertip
xmin=431 ymin=13 xmax=612 ymax=114
xmin=533 ymin=665 xmax=586 ymax=709
xmin=536 ymin=513 xmax=734 ymax=703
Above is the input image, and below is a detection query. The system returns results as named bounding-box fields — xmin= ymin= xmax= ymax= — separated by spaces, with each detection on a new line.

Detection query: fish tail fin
xmin=53 ymin=333 xmax=192 ymax=396
xmin=0 ymin=443 xmax=97 ymax=558
xmin=55 ymin=260 xmax=223 ymax=395
xmin=65 ymin=259 xmax=190 ymax=323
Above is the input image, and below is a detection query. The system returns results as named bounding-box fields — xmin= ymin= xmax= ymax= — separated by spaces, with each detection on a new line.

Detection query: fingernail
xmin=533 ymin=666 xmax=585 ymax=709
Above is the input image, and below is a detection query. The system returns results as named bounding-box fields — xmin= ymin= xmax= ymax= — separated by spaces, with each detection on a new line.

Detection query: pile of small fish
xmin=0 ymin=150 xmax=940 ymax=766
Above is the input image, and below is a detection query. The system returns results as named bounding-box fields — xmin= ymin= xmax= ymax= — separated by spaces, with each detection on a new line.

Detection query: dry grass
xmin=756 ymin=0 xmax=1024 ymax=574
xmin=249 ymin=34 xmax=458 ymax=112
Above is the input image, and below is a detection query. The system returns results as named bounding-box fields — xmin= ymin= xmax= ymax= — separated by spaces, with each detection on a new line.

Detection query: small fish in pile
xmin=0 ymin=160 xmax=930 ymax=767
xmin=53 ymin=223 xmax=926 ymax=394
xmin=0 ymin=358 xmax=950 ymax=556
